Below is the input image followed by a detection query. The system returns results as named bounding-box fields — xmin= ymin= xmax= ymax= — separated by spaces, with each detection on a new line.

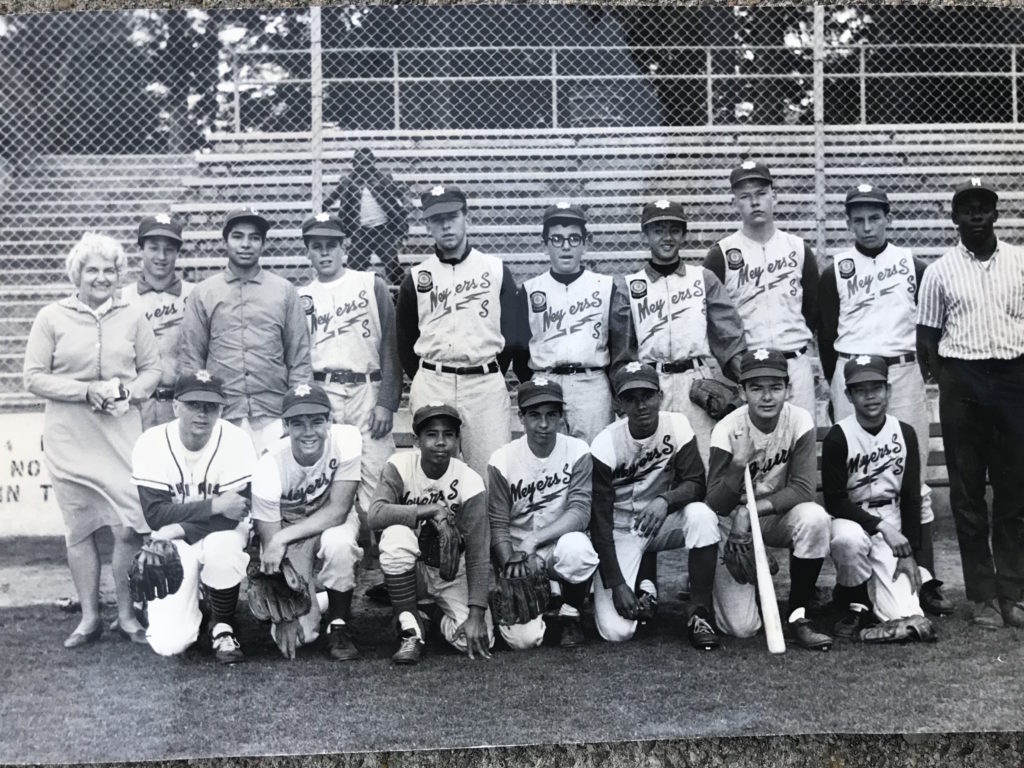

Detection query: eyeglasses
xmin=545 ymin=234 xmax=584 ymax=248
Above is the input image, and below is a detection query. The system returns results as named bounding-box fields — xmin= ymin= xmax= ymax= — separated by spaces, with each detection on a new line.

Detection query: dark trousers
xmin=349 ymin=224 xmax=404 ymax=285
xmin=938 ymin=356 xmax=1024 ymax=603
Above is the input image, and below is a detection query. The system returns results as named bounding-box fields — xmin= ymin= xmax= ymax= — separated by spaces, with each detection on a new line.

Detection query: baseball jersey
xmin=521 ymin=270 xmax=613 ymax=369
xmin=131 ymin=419 xmax=257 ymax=543
xmin=486 ymin=433 xmax=593 ymax=547
xmin=121 ymin=277 xmax=194 ymax=387
xmin=299 ymin=269 xmax=383 ymax=374
xmin=626 ymin=264 xmax=709 ymax=361
xmin=250 ymin=424 xmax=361 ymax=525
xmin=832 ymin=244 xmax=918 ymax=356
xmin=712 ymin=229 xmax=812 ymax=352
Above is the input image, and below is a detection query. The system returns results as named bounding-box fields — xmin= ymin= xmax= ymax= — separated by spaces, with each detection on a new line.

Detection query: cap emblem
xmin=155 ymin=214 xmax=172 ymax=225
xmin=625 ymin=362 xmax=643 ymax=373
xmin=195 ymin=370 xmax=212 ymax=383
xmin=857 ymin=184 xmax=873 ymax=193
xmin=753 ymin=349 xmax=770 ymax=361
xmin=654 ymin=199 xmax=671 ymax=209
xmin=855 ymin=355 xmax=872 ymax=366
xmin=293 ymin=384 xmax=312 ymax=397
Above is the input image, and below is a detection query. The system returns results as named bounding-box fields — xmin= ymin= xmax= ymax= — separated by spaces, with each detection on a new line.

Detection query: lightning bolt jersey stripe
xmin=521 ymin=270 xmax=613 ymax=369
xmin=299 ymin=269 xmax=382 ymax=374
xmin=836 ymin=414 xmax=908 ymax=506
xmin=120 ymin=280 xmax=194 ymax=387
xmin=832 ymin=244 xmax=918 ymax=356
xmin=625 ymin=265 xmax=710 ymax=362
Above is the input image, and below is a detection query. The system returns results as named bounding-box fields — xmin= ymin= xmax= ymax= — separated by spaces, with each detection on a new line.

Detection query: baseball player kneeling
xmin=369 ymin=404 xmax=494 ymax=664
xmin=708 ymin=349 xmax=833 ymax=650
xmin=129 ymin=370 xmax=258 ymax=662
xmin=824 ymin=356 xmax=936 ymax=644
xmin=250 ymin=383 xmax=363 ymax=661
xmin=590 ymin=363 xmax=722 ymax=650
xmin=486 ymin=378 xmax=598 ymax=649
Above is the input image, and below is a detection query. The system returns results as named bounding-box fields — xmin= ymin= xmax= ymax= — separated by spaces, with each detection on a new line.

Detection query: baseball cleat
xmin=326 ymin=622 xmax=361 ymax=661
xmin=211 ymin=625 xmax=245 ymax=664
xmin=999 ymin=599 xmax=1024 ymax=629
xmin=687 ymin=610 xmax=720 ymax=651
xmin=391 ymin=630 xmax=425 ymax=665
xmin=920 ymin=580 xmax=955 ymax=616
xmin=972 ymin=600 xmax=1004 ymax=630
xmin=560 ymin=617 xmax=585 ymax=648
xmin=787 ymin=618 xmax=832 ymax=651
xmin=833 ymin=606 xmax=878 ymax=640
xmin=635 ymin=590 xmax=658 ymax=624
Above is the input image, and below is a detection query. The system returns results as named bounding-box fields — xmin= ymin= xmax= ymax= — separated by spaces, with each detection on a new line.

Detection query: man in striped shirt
xmin=917 ymin=178 xmax=1024 ymax=630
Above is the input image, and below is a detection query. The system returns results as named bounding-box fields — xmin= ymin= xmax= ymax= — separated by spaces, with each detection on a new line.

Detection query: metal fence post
xmin=813 ymin=5 xmax=827 ymax=263
xmin=551 ymin=48 xmax=558 ymax=129
xmin=232 ymin=50 xmax=241 ymax=132
xmin=310 ymin=5 xmax=324 ymax=212
xmin=393 ymin=49 xmax=401 ymax=130
xmin=1012 ymin=45 xmax=1019 ymax=125
xmin=859 ymin=46 xmax=867 ymax=125
xmin=706 ymin=48 xmax=714 ymax=126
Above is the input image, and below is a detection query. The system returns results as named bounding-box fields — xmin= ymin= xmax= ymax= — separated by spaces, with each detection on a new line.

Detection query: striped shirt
xmin=917 ymin=240 xmax=1024 ymax=360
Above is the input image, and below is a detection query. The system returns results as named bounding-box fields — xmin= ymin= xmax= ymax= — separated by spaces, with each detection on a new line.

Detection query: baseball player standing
xmin=369 ymin=403 xmax=494 ymax=664
xmin=129 ymin=370 xmax=258 ymax=662
xmin=818 ymin=184 xmax=951 ymax=616
xmin=487 ymin=378 xmax=599 ymax=648
xmin=917 ymin=178 xmax=1024 ymax=630
xmin=704 ymin=162 xmax=820 ymax=422
xmin=513 ymin=203 xmax=630 ymax=443
xmin=825 ymin=356 xmax=933 ymax=637
xmin=708 ymin=348 xmax=833 ymax=650
xmin=180 ymin=208 xmax=312 ymax=454
xmin=589 ymin=363 xmax=721 ymax=649
xmin=395 ymin=186 xmax=519 ymax=477
xmin=625 ymin=199 xmax=746 ymax=462
xmin=250 ymin=383 xmax=364 ymax=660
xmin=296 ymin=212 xmax=400 ymax=537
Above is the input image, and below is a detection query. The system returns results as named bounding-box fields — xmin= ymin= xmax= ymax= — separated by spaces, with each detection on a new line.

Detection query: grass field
xmin=2 ymin=504 xmax=1023 ymax=765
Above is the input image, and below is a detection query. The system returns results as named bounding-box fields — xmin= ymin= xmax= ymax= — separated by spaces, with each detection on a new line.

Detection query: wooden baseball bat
xmin=744 ymin=466 xmax=786 ymax=654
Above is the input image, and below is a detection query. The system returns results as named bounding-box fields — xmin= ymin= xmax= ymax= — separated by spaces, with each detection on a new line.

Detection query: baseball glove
xmin=128 ymin=539 xmax=184 ymax=603
xmin=418 ymin=511 xmax=463 ymax=581
xmin=721 ymin=529 xmax=779 ymax=585
xmin=689 ymin=378 xmax=742 ymax=420
xmin=859 ymin=615 xmax=937 ymax=644
xmin=489 ymin=552 xmax=551 ymax=626
xmin=246 ymin=557 xmax=312 ymax=624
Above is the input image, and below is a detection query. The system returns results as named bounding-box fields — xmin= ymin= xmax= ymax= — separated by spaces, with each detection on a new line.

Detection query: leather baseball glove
xmin=419 ymin=510 xmax=463 ymax=581
xmin=859 ymin=615 xmax=937 ymax=644
xmin=128 ymin=539 xmax=184 ymax=603
xmin=489 ymin=552 xmax=551 ymax=626
xmin=247 ymin=556 xmax=312 ymax=624
xmin=721 ymin=528 xmax=779 ymax=585
xmin=689 ymin=378 xmax=742 ymax=420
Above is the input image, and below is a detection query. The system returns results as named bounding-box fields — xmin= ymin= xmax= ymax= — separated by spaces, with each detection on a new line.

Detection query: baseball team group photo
xmin=2 ymin=3 xmax=1024 ymax=763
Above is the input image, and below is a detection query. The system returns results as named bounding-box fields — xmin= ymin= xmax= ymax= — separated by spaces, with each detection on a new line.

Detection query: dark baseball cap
xmin=412 ymin=402 xmax=462 ymax=434
xmin=302 ymin=212 xmax=346 ymax=241
xmin=952 ymin=177 xmax=998 ymax=208
xmin=640 ymin=199 xmax=686 ymax=228
xmin=518 ymin=377 xmax=564 ymax=410
xmin=844 ymin=355 xmax=889 ymax=386
xmin=739 ymin=348 xmax=789 ymax=382
xmin=730 ymin=161 xmax=773 ymax=188
xmin=174 ymin=370 xmax=226 ymax=405
xmin=845 ymin=184 xmax=890 ymax=210
xmin=222 ymin=208 xmax=270 ymax=239
xmin=137 ymin=214 xmax=184 ymax=246
xmin=542 ymin=202 xmax=587 ymax=227
xmin=281 ymin=383 xmax=332 ymax=420
xmin=421 ymin=185 xmax=467 ymax=219
xmin=612 ymin=362 xmax=660 ymax=397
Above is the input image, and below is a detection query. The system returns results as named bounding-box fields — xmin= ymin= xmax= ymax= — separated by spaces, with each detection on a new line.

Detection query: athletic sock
xmin=206 ymin=584 xmax=239 ymax=626
xmin=327 ymin=588 xmax=353 ymax=623
xmin=788 ymin=555 xmax=824 ymax=614
xmin=637 ymin=551 xmax=657 ymax=590
xmin=847 ymin=581 xmax=871 ymax=612
xmin=560 ymin=579 xmax=591 ymax=612
xmin=385 ymin=567 xmax=420 ymax=635
xmin=687 ymin=544 xmax=717 ymax=612
xmin=917 ymin=522 xmax=936 ymax=576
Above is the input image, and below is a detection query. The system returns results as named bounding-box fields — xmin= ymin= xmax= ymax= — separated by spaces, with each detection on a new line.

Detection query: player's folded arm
xmin=660 ymin=436 xmax=707 ymax=511
xmin=367 ymin=462 xmax=421 ymax=530
xmin=705 ymin=447 xmax=745 ymax=515
xmin=761 ymin=429 xmax=817 ymax=514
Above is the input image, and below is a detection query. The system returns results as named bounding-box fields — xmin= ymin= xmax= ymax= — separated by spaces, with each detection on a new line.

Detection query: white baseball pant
xmin=377 ymin=524 xmax=495 ymax=653
xmin=712 ymin=502 xmax=831 ymax=638
xmin=234 ymin=415 xmax=284 ymax=456
xmin=785 ymin=352 xmax=818 ymax=427
xmin=539 ymin=370 xmax=614 ymax=444
xmin=593 ymin=502 xmax=720 ymax=643
xmin=656 ymin=365 xmax=718 ymax=466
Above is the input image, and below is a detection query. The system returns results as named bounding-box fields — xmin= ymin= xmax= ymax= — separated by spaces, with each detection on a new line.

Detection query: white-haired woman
xmin=24 ymin=232 xmax=162 ymax=648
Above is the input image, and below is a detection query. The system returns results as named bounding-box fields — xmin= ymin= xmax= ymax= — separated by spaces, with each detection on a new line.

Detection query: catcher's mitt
xmin=419 ymin=511 xmax=463 ymax=581
xmin=721 ymin=529 xmax=779 ymax=585
xmin=859 ymin=615 xmax=937 ymax=644
xmin=246 ymin=556 xmax=312 ymax=624
xmin=689 ymin=378 xmax=742 ymax=420
xmin=489 ymin=552 xmax=551 ymax=626
xmin=128 ymin=539 xmax=184 ymax=603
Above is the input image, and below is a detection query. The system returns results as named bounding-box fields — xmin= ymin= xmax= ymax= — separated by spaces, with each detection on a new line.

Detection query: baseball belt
xmin=782 ymin=346 xmax=809 ymax=360
xmin=548 ymin=363 xmax=603 ymax=375
xmin=151 ymin=387 xmax=175 ymax=401
xmin=838 ymin=352 xmax=916 ymax=366
xmin=421 ymin=360 xmax=499 ymax=376
xmin=653 ymin=358 xmax=702 ymax=374
xmin=313 ymin=369 xmax=383 ymax=385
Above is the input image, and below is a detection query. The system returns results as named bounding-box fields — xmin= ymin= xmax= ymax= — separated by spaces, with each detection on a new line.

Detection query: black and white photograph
xmin=1 ymin=2 xmax=1023 ymax=764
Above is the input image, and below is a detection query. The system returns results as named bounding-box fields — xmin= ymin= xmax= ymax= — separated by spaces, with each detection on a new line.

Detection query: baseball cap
xmin=844 ymin=355 xmax=889 ymax=386
xmin=739 ymin=348 xmax=789 ymax=382
xmin=137 ymin=214 xmax=184 ymax=246
xmin=421 ymin=185 xmax=467 ymax=219
xmin=612 ymin=362 xmax=660 ymax=397
xmin=281 ymin=383 xmax=332 ymax=420
xmin=542 ymin=201 xmax=587 ymax=228
xmin=845 ymin=184 xmax=890 ymax=210
xmin=640 ymin=199 xmax=687 ymax=228
xmin=517 ymin=377 xmax=564 ymax=410
xmin=174 ymin=370 xmax=226 ymax=405
xmin=730 ymin=161 xmax=773 ymax=188
xmin=952 ymin=177 xmax=998 ymax=208
xmin=221 ymin=208 xmax=270 ymax=239
xmin=412 ymin=402 xmax=462 ymax=434
xmin=302 ymin=212 xmax=346 ymax=241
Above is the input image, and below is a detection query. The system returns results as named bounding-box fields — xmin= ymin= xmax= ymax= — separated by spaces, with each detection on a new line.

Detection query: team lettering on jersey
xmin=509 ymin=462 xmax=573 ymax=513
xmin=735 ymin=251 xmax=800 ymax=302
xmin=143 ymin=300 xmax=186 ymax=335
xmin=428 ymin=272 xmax=493 ymax=319
xmin=611 ymin=434 xmax=676 ymax=484
xmin=748 ymin=448 xmax=791 ymax=483
xmin=280 ymin=457 xmax=342 ymax=522
xmin=846 ymin=431 xmax=905 ymax=489
xmin=842 ymin=258 xmax=914 ymax=309
xmin=634 ymin=282 xmax=706 ymax=346
xmin=399 ymin=478 xmax=461 ymax=506
xmin=309 ymin=289 xmax=372 ymax=341
xmin=170 ymin=479 xmax=221 ymax=499
xmin=540 ymin=290 xmax=605 ymax=341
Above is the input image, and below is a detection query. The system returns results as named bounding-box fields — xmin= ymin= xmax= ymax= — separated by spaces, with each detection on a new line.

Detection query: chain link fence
xmin=2 ymin=5 xmax=1024 ymax=407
